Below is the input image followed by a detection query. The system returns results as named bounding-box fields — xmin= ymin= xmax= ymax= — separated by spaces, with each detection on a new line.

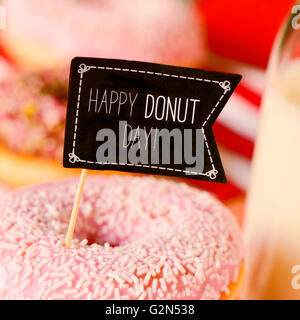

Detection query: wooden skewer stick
xmin=65 ymin=169 xmax=88 ymax=248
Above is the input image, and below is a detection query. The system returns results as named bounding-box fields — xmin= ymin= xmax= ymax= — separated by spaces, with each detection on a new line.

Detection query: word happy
xmin=88 ymin=88 xmax=138 ymax=117
xmin=96 ymin=121 xmax=205 ymax=174
xmin=88 ymin=88 xmax=201 ymax=124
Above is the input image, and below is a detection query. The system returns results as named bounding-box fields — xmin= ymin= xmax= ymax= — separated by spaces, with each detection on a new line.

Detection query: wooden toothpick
xmin=65 ymin=169 xmax=88 ymax=248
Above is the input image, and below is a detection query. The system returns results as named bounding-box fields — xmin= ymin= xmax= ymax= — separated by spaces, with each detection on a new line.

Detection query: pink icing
xmin=0 ymin=182 xmax=9 ymax=199
xmin=4 ymin=0 xmax=206 ymax=65
xmin=0 ymin=175 xmax=243 ymax=299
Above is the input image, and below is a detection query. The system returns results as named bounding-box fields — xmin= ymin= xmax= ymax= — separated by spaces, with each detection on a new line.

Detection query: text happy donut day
xmin=88 ymin=88 xmax=205 ymax=174
xmin=63 ymin=58 xmax=241 ymax=183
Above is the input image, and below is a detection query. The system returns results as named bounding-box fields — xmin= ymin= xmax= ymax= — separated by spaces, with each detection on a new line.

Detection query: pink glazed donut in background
xmin=0 ymin=68 xmax=132 ymax=187
xmin=2 ymin=0 xmax=206 ymax=70
xmin=0 ymin=175 xmax=244 ymax=300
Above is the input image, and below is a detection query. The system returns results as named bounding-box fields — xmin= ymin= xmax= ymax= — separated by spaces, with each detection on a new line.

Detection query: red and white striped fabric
xmin=188 ymin=61 xmax=265 ymax=200
xmin=216 ymin=64 xmax=265 ymax=189
xmin=193 ymin=0 xmax=296 ymax=200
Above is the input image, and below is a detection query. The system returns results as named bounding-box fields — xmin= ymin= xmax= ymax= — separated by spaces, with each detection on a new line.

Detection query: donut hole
xmin=43 ymin=176 xmax=204 ymax=248
xmin=69 ymin=204 xmax=164 ymax=248
xmin=65 ymin=183 xmax=167 ymax=248
xmin=77 ymin=230 xmax=120 ymax=247
xmin=71 ymin=212 xmax=131 ymax=248
xmin=71 ymin=219 xmax=122 ymax=247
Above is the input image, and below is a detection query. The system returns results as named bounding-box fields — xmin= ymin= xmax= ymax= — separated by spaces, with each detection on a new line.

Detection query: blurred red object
xmin=197 ymin=0 xmax=296 ymax=68
xmin=186 ymin=178 xmax=241 ymax=200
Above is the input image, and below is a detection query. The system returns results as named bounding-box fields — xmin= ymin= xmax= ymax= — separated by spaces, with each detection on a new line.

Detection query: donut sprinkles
xmin=0 ymin=176 xmax=243 ymax=299
xmin=0 ymin=69 xmax=68 ymax=160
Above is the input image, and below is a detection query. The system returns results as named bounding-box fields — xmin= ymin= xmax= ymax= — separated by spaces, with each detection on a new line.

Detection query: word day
xmin=96 ymin=121 xmax=205 ymax=174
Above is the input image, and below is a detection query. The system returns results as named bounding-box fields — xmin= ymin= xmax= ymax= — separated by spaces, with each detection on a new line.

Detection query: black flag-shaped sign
xmin=63 ymin=57 xmax=241 ymax=183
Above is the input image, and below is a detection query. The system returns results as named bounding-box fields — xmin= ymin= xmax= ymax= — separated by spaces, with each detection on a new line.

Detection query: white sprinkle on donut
xmin=0 ymin=175 xmax=243 ymax=299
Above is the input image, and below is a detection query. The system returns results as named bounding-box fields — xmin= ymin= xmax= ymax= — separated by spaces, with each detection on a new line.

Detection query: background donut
xmin=1 ymin=0 xmax=206 ymax=70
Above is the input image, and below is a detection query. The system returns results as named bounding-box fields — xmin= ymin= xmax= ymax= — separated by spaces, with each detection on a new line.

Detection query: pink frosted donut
xmin=0 ymin=176 xmax=243 ymax=300
xmin=0 ymin=181 xmax=9 ymax=198
xmin=0 ymin=68 xmax=69 ymax=161
xmin=2 ymin=0 xmax=206 ymax=69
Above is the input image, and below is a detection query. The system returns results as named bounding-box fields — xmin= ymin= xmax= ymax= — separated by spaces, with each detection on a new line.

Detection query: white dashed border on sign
xmin=69 ymin=64 xmax=231 ymax=180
